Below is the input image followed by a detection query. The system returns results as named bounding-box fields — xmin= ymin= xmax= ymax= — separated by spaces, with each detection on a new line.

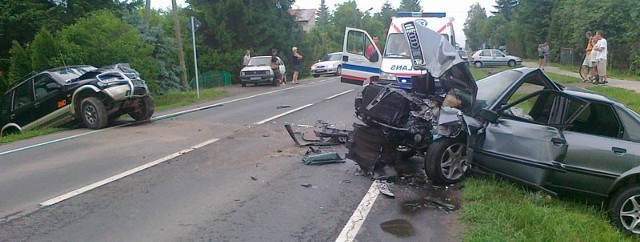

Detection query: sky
xmin=150 ymin=0 xmax=497 ymax=48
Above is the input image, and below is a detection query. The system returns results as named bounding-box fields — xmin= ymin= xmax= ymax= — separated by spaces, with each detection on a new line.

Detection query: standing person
xmin=537 ymin=44 xmax=545 ymax=69
xmin=592 ymin=30 xmax=608 ymax=84
xmin=365 ymin=36 xmax=380 ymax=61
xmin=291 ymin=47 xmax=302 ymax=85
xmin=271 ymin=49 xmax=284 ymax=85
xmin=542 ymin=41 xmax=550 ymax=68
xmin=581 ymin=31 xmax=594 ymax=82
xmin=243 ymin=49 xmax=251 ymax=66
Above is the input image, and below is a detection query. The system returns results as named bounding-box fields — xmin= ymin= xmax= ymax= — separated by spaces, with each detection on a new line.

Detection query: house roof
xmin=288 ymin=9 xmax=316 ymax=22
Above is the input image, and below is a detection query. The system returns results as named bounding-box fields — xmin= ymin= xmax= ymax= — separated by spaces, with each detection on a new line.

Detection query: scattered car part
xmin=301 ymin=152 xmax=345 ymax=165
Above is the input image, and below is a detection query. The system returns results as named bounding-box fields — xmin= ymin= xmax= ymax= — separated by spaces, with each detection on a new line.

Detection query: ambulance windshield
xmin=384 ymin=33 xmax=411 ymax=59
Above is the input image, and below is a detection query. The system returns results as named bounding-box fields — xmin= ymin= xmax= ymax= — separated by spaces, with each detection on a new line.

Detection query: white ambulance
xmin=341 ymin=12 xmax=456 ymax=87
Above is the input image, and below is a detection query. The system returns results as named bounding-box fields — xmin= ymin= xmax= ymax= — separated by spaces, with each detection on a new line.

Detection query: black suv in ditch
xmin=0 ymin=63 xmax=155 ymax=135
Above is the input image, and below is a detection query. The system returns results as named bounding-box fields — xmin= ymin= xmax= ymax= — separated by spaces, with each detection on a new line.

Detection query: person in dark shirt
xmin=271 ymin=49 xmax=284 ymax=85
xmin=291 ymin=47 xmax=302 ymax=85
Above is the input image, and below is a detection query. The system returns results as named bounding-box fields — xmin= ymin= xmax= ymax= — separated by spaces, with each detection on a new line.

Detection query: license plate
xmin=250 ymin=77 xmax=261 ymax=81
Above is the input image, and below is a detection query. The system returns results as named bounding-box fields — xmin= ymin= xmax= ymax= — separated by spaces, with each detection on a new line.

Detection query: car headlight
xmin=380 ymin=72 xmax=396 ymax=80
xmin=241 ymin=72 xmax=246 ymax=76
xmin=311 ymin=64 xmax=317 ymax=69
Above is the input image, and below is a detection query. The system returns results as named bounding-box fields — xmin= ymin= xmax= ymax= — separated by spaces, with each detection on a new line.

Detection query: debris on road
xmin=377 ymin=180 xmax=395 ymax=198
xmin=251 ymin=176 xmax=257 ymax=181
xmin=276 ymin=105 xmax=291 ymax=109
xmin=301 ymin=152 xmax=346 ymax=165
xmin=285 ymin=121 xmax=351 ymax=147
xmin=424 ymin=196 xmax=457 ymax=211
xmin=301 ymin=183 xmax=312 ymax=188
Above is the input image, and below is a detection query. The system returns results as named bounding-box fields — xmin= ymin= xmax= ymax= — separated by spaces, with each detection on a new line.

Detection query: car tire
xmin=425 ymin=136 xmax=468 ymax=185
xmin=474 ymin=61 xmax=483 ymax=68
xmin=241 ymin=82 xmax=247 ymax=87
xmin=507 ymin=60 xmax=516 ymax=67
xmin=129 ymin=96 xmax=155 ymax=121
xmin=336 ymin=66 xmax=342 ymax=76
xmin=80 ymin=97 xmax=108 ymax=129
xmin=609 ymin=185 xmax=640 ymax=235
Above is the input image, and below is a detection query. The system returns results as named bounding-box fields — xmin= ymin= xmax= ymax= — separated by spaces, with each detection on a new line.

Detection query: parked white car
xmin=310 ymin=52 xmax=343 ymax=78
xmin=240 ymin=56 xmax=286 ymax=87
xmin=471 ymin=49 xmax=522 ymax=68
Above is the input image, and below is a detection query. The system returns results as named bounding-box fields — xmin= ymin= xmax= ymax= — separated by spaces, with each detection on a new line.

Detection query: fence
xmin=189 ymin=71 xmax=232 ymax=89
xmin=560 ymin=48 xmax=574 ymax=66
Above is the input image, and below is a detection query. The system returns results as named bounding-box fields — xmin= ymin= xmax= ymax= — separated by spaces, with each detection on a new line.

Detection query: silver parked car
xmin=310 ymin=52 xmax=343 ymax=78
xmin=471 ymin=49 xmax=522 ymax=68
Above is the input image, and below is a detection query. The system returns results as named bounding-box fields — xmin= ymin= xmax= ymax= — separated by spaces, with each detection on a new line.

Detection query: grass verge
xmin=0 ymin=88 xmax=228 ymax=143
xmin=461 ymin=178 xmax=632 ymax=241
xmin=0 ymin=127 xmax=65 ymax=143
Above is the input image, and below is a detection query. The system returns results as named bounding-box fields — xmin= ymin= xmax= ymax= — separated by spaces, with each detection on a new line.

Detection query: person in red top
xmin=365 ymin=36 xmax=380 ymax=61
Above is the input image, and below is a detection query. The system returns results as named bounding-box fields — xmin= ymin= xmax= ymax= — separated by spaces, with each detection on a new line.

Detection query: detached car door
xmin=474 ymin=90 xmax=589 ymax=192
xmin=341 ymin=27 xmax=381 ymax=85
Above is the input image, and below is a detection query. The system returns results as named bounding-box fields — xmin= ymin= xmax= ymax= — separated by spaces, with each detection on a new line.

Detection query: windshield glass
xmin=248 ymin=57 xmax=272 ymax=66
xmin=458 ymin=50 xmax=466 ymax=57
xmin=474 ymin=70 xmax=523 ymax=109
xmin=384 ymin=33 xmax=411 ymax=59
xmin=54 ymin=68 xmax=84 ymax=82
xmin=322 ymin=53 xmax=342 ymax=61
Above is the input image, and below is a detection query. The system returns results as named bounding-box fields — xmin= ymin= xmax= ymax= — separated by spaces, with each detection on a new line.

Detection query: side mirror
xmin=479 ymin=108 xmax=499 ymax=123
xmin=46 ymin=82 xmax=62 ymax=90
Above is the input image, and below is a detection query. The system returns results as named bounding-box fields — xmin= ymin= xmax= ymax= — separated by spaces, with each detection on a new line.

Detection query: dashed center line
xmin=335 ymin=182 xmax=380 ymax=242
xmin=39 ymin=138 xmax=220 ymax=207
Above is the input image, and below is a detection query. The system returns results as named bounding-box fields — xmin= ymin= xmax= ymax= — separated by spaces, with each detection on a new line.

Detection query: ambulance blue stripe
xmin=342 ymin=63 xmax=380 ymax=74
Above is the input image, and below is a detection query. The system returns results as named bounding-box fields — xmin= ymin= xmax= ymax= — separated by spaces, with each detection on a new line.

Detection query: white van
xmin=341 ymin=12 xmax=456 ymax=87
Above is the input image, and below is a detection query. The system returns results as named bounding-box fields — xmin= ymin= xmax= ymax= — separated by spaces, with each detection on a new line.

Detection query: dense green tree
xmin=30 ymin=28 xmax=60 ymax=72
xmin=463 ymin=3 xmax=487 ymax=51
xmin=7 ymin=41 xmax=32 ymax=89
xmin=398 ymin=0 xmax=421 ymax=12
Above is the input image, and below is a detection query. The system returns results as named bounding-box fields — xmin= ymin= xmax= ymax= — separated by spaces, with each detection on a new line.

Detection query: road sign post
xmin=188 ymin=16 xmax=201 ymax=98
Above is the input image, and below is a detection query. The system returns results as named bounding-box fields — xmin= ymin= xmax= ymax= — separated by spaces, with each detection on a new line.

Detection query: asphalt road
xmin=0 ymin=77 xmax=462 ymax=241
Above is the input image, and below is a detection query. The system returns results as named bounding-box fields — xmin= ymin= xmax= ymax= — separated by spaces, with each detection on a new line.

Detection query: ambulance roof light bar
xmin=396 ymin=12 xmax=446 ymax=18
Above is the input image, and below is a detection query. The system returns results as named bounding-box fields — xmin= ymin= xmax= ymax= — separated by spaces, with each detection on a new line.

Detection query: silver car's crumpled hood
xmin=402 ymin=20 xmax=478 ymax=114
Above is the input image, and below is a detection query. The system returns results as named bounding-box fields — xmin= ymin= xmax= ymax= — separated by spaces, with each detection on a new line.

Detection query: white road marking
xmin=335 ymin=182 xmax=380 ymax=242
xmin=254 ymin=104 xmax=314 ymax=125
xmin=39 ymin=138 xmax=220 ymax=207
xmin=325 ymin=89 xmax=354 ymax=100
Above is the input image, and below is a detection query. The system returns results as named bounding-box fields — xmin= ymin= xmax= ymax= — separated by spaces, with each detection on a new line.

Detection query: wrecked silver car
xmin=342 ymin=21 xmax=640 ymax=235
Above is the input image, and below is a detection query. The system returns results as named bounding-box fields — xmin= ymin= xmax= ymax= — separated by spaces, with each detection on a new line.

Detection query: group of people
xmin=581 ymin=30 xmax=608 ymax=85
xmin=242 ymin=47 xmax=303 ymax=86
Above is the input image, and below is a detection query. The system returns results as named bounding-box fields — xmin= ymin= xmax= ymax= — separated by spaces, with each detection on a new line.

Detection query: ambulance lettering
xmin=390 ymin=65 xmax=413 ymax=71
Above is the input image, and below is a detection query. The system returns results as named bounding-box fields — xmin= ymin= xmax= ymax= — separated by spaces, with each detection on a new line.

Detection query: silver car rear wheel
xmin=610 ymin=185 xmax=640 ymax=235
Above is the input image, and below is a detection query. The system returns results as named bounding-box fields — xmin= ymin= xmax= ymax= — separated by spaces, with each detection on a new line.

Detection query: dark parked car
xmin=344 ymin=22 xmax=640 ymax=235
xmin=0 ymin=63 xmax=155 ymax=135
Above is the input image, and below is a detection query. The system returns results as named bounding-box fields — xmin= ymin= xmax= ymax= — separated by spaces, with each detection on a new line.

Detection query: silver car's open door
xmin=340 ymin=27 xmax=382 ymax=86
xmin=473 ymin=90 xmax=589 ymax=194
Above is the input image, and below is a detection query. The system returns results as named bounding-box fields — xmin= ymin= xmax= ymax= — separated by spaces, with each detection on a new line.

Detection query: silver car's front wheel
xmin=425 ymin=137 xmax=468 ymax=185
xmin=610 ymin=186 xmax=640 ymax=235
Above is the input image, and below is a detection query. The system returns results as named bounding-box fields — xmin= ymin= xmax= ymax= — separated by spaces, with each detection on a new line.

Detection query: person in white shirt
xmin=243 ymin=49 xmax=251 ymax=66
xmin=592 ymin=30 xmax=608 ymax=84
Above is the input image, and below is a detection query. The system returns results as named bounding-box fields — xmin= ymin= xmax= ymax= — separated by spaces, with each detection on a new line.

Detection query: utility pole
xmin=172 ymin=0 xmax=188 ymax=89
xmin=145 ymin=0 xmax=151 ymax=28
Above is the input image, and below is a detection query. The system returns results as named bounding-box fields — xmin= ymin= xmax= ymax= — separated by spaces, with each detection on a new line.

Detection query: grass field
xmin=462 ymin=67 xmax=640 ymax=241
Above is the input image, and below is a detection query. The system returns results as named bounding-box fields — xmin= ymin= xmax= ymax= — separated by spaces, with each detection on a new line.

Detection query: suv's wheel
xmin=80 ymin=97 xmax=108 ymax=129
xmin=507 ymin=60 xmax=516 ymax=67
xmin=609 ymin=185 xmax=640 ymax=235
xmin=129 ymin=96 xmax=155 ymax=121
xmin=241 ymin=81 xmax=247 ymax=87
xmin=425 ymin=137 xmax=468 ymax=185
xmin=474 ymin=61 xmax=483 ymax=68
xmin=313 ymin=74 xmax=320 ymax=78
